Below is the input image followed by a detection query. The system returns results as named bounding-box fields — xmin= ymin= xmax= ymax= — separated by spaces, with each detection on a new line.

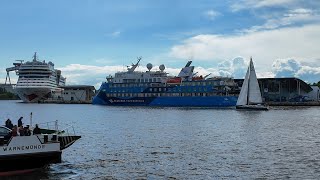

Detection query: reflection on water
xmin=1 ymin=101 xmax=320 ymax=179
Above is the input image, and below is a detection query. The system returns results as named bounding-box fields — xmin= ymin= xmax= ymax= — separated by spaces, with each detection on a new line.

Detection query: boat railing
xmin=37 ymin=120 xmax=77 ymax=136
xmin=59 ymin=124 xmax=76 ymax=136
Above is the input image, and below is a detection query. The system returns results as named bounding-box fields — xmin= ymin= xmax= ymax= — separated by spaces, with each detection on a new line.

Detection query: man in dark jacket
xmin=18 ymin=117 xmax=23 ymax=127
xmin=33 ymin=124 xmax=41 ymax=135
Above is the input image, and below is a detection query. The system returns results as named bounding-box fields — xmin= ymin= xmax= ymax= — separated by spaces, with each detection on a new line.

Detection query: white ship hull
xmin=15 ymin=87 xmax=52 ymax=103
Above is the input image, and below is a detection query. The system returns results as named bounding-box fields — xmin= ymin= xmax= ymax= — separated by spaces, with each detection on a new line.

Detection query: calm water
xmin=1 ymin=100 xmax=320 ymax=179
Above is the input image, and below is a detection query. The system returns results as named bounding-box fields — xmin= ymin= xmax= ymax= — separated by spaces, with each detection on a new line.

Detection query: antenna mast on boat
xmin=127 ymin=56 xmax=141 ymax=72
xmin=33 ymin=52 xmax=37 ymax=62
xmin=30 ymin=112 xmax=33 ymax=127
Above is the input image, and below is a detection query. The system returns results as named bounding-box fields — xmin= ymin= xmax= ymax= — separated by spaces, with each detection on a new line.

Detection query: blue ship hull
xmin=92 ymin=94 xmax=237 ymax=107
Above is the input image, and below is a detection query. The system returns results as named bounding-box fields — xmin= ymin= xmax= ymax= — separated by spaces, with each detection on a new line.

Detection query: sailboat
xmin=236 ymin=57 xmax=268 ymax=110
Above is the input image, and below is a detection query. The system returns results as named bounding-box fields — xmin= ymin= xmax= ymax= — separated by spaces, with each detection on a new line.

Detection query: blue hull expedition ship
xmin=92 ymin=58 xmax=238 ymax=107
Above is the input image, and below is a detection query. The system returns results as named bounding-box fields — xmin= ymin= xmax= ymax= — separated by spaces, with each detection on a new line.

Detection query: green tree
xmin=312 ymin=81 xmax=320 ymax=87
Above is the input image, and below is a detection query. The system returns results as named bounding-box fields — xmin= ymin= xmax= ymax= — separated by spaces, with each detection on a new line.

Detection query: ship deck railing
xmin=37 ymin=120 xmax=77 ymax=136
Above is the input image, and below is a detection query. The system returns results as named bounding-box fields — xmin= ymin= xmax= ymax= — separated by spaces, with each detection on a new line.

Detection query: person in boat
xmin=5 ymin=118 xmax=10 ymax=127
xmin=3 ymin=125 xmax=19 ymax=140
xmin=33 ymin=124 xmax=41 ymax=135
xmin=24 ymin=125 xmax=31 ymax=136
xmin=5 ymin=119 xmax=13 ymax=130
xmin=18 ymin=116 xmax=23 ymax=127
xmin=19 ymin=125 xmax=25 ymax=136
xmin=11 ymin=125 xmax=18 ymax=137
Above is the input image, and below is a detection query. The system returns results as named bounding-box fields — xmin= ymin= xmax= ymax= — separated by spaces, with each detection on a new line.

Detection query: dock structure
xmin=268 ymin=101 xmax=320 ymax=106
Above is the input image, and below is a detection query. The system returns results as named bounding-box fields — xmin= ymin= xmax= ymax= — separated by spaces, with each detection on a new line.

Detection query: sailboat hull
xmin=236 ymin=105 xmax=269 ymax=111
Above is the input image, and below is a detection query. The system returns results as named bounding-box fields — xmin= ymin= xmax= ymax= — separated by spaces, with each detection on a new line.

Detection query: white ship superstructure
xmin=108 ymin=57 xmax=169 ymax=84
xmin=7 ymin=53 xmax=66 ymax=102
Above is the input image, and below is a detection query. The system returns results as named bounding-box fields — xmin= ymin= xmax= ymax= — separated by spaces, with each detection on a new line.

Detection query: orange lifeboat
xmin=192 ymin=76 xmax=203 ymax=81
xmin=166 ymin=77 xmax=181 ymax=84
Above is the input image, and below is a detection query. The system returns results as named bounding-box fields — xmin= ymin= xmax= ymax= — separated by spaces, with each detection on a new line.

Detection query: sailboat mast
xmin=246 ymin=58 xmax=252 ymax=105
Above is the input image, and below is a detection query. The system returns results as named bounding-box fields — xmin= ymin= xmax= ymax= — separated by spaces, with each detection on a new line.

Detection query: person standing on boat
xmin=18 ymin=116 xmax=23 ymax=127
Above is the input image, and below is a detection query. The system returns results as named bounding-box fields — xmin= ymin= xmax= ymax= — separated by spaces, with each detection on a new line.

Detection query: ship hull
xmin=15 ymin=87 xmax=54 ymax=103
xmin=93 ymin=95 xmax=237 ymax=107
xmin=0 ymin=151 xmax=61 ymax=175
xmin=236 ymin=105 xmax=269 ymax=110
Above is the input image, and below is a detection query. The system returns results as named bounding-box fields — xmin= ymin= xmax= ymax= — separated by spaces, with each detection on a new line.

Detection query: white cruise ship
xmin=9 ymin=53 xmax=66 ymax=103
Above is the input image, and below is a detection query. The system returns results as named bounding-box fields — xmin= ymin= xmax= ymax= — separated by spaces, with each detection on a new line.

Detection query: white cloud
xmin=58 ymin=64 xmax=124 ymax=88
xmin=231 ymin=0 xmax=298 ymax=11
xmin=105 ymin=31 xmax=121 ymax=38
xmin=169 ymin=24 xmax=320 ymax=73
xmin=204 ymin=10 xmax=220 ymax=20
xmin=272 ymin=59 xmax=320 ymax=83
xmin=272 ymin=59 xmax=301 ymax=77
xmin=243 ymin=8 xmax=320 ymax=32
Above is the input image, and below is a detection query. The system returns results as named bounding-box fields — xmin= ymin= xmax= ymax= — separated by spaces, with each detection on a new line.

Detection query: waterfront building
xmin=235 ymin=78 xmax=319 ymax=102
xmin=61 ymin=85 xmax=95 ymax=103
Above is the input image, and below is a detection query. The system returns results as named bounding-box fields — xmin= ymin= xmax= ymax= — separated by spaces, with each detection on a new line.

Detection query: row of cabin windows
xmin=108 ymin=87 xmax=211 ymax=93
xmin=149 ymin=87 xmax=208 ymax=92
xmin=106 ymin=92 xmax=223 ymax=97
xmin=109 ymin=81 xmax=224 ymax=88
xmin=18 ymin=80 xmax=59 ymax=85
xmin=126 ymin=78 xmax=162 ymax=83
xmin=115 ymin=78 xmax=162 ymax=83
xmin=63 ymin=92 xmax=76 ymax=95
xmin=17 ymin=84 xmax=58 ymax=87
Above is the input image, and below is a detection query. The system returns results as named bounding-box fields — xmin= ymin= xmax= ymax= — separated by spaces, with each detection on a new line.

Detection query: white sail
xmin=236 ymin=66 xmax=250 ymax=106
xmin=237 ymin=58 xmax=263 ymax=106
xmin=248 ymin=59 xmax=263 ymax=104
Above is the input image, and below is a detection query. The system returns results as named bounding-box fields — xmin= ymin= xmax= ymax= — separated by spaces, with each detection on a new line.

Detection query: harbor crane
xmin=5 ymin=60 xmax=23 ymax=85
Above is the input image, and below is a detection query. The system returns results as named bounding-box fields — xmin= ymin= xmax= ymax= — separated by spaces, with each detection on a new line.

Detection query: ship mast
xmin=33 ymin=52 xmax=37 ymax=62
xmin=127 ymin=57 xmax=141 ymax=72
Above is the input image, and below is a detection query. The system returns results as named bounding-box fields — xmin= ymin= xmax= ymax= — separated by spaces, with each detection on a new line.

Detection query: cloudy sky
xmin=1 ymin=0 xmax=319 ymax=88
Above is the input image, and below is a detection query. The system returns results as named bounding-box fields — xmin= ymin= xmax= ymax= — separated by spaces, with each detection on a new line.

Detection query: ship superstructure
xmin=93 ymin=58 xmax=238 ymax=107
xmin=6 ymin=53 xmax=66 ymax=102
